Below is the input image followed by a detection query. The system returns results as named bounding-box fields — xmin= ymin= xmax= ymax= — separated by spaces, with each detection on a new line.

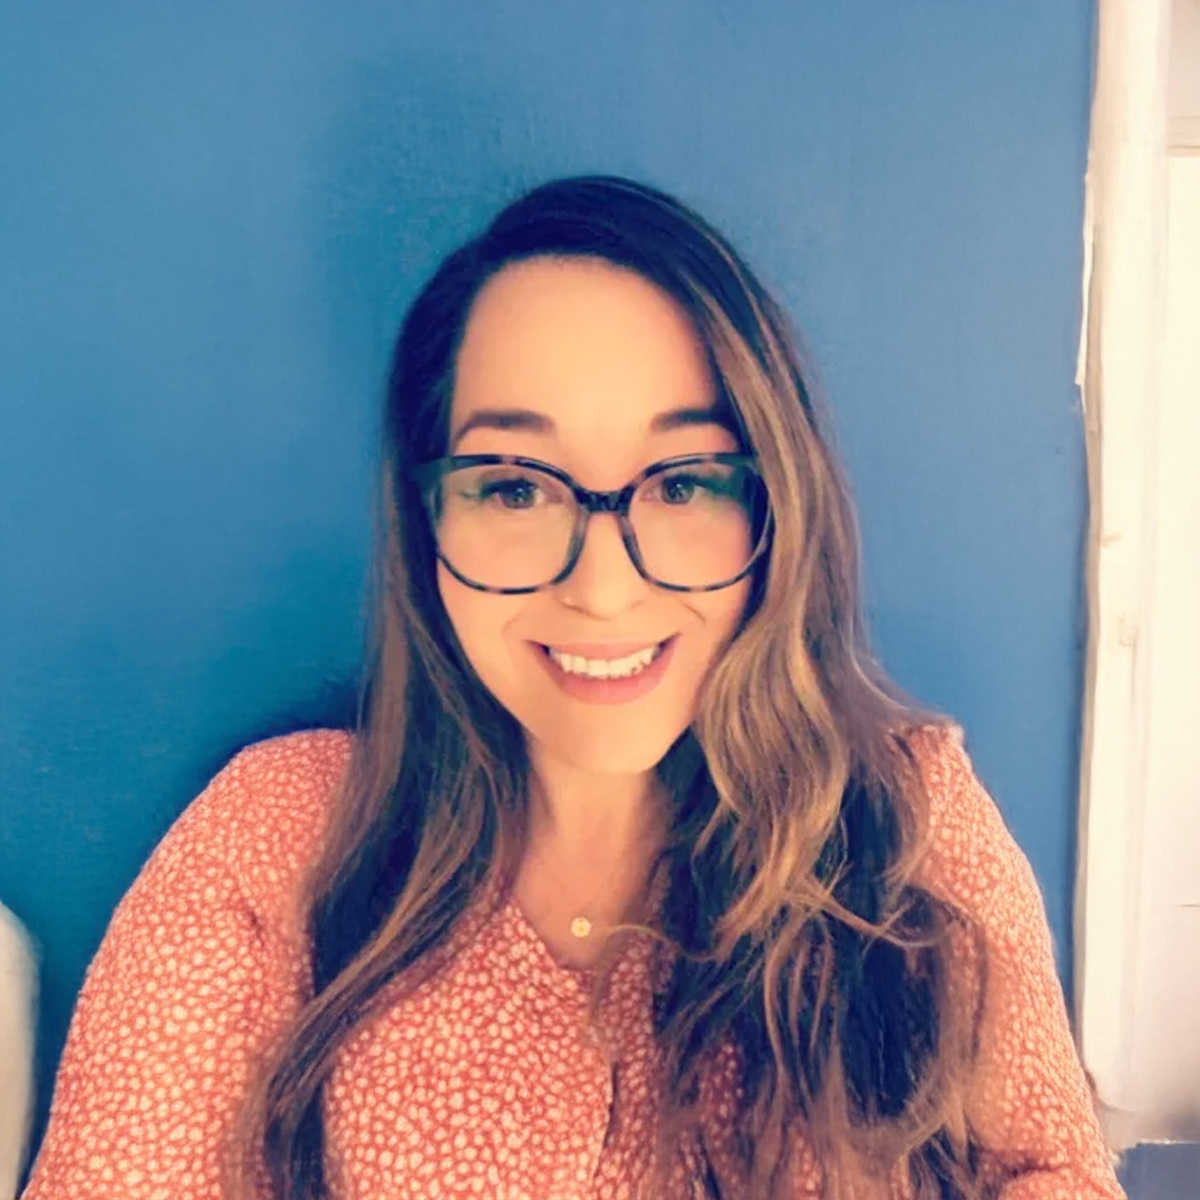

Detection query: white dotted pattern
xmin=22 ymin=728 xmax=1124 ymax=1198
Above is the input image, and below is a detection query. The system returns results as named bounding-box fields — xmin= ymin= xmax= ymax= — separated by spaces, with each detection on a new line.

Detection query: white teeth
xmin=547 ymin=643 xmax=663 ymax=680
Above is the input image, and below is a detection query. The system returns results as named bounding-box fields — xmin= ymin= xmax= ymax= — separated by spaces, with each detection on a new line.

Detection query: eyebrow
xmin=449 ymin=405 xmax=736 ymax=450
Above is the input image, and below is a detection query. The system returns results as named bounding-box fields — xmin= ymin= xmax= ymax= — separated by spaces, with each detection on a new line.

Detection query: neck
xmin=514 ymin=750 xmax=670 ymax=965
xmin=526 ymin=753 xmax=667 ymax=865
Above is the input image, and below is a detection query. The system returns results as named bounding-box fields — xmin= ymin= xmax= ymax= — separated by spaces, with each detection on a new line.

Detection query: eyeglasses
xmin=411 ymin=453 xmax=773 ymax=594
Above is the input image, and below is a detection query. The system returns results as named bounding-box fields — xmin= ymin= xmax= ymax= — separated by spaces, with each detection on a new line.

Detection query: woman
xmin=22 ymin=177 xmax=1123 ymax=1199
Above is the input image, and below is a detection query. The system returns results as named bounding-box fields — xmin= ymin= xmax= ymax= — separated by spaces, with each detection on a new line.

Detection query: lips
xmin=531 ymin=636 xmax=679 ymax=705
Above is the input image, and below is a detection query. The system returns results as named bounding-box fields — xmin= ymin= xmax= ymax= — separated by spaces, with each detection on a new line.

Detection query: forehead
xmin=450 ymin=257 xmax=729 ymax=455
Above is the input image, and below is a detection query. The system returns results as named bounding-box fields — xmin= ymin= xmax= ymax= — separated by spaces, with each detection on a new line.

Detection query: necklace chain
xmin=523 ymin=795 xmax=669 ymax=940
xmin=523 ymin=839 xmax=633 ymax=939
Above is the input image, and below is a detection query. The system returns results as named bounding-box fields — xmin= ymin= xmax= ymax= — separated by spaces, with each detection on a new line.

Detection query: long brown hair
xmin=228 ymin=176 xmax=985 ymax=1199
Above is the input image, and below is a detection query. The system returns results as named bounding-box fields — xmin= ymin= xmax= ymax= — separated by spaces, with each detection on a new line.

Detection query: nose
xmin=556 ymin=511 xmax=649 ymax=617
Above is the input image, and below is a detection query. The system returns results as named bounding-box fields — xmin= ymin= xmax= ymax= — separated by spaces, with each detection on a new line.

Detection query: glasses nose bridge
xmin=573 ymin=482 xmax=636 ymax=517
xmin=562 ymin=481 xmax=645 ymax=596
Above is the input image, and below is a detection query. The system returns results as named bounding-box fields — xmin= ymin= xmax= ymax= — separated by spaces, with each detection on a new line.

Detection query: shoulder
xmin=150 ymin=727 xmax=355 ymax=920
xmin=901 ymin=723 xmax=1046 ymax=941
xmin=196 ymin=725 xmax=354 ymax=824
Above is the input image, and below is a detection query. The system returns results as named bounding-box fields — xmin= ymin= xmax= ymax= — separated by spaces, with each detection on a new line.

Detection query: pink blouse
xmin=22 ymin=728 xmax=1124 ymax=1199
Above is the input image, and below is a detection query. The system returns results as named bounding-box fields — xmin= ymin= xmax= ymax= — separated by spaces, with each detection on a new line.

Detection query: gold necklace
xmin=523 ymin=840 xmax=634 ymax=939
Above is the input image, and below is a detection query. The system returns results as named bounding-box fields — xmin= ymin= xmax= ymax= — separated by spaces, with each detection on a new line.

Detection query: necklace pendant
xmin=570 ymin=916 xmax=592 ymax=939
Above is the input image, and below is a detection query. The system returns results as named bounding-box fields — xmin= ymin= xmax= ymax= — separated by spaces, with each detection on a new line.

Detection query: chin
xmin=533 ymin=727 xmax=683 ymax=779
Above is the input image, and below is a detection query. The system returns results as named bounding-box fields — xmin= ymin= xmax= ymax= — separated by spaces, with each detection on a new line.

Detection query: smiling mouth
xmin=537 ymin=637 xmax=675 ymax=680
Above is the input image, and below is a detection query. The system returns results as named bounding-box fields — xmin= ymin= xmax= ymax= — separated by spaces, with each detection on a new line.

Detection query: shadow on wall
xmin=1117 ymin=1142 xmax=1200 ymax=1200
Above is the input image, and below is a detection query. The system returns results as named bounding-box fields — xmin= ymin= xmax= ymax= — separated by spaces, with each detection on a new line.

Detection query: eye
xmin=645 ymin=465 xmax=740 ymax=506
xmin=658 ymin=473 xmax=700 ymax=504
xmin=475 ymin=475 xmax=545 ymax=509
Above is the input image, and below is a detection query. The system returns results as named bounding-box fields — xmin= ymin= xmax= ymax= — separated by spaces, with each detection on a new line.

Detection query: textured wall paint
xmin=0 ymin=0 xmax=1094 ymax=1153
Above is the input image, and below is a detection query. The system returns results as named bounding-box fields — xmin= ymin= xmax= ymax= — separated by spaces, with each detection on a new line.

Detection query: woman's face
xmin=438 ymin=256 xmax=752 ymax=779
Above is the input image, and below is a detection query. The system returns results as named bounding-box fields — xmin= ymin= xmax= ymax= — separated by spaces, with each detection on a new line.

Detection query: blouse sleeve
xmin=21 ymin=746 xmax=317 ymax=1200
xmin=914 ymin=727 xmax=1125 ymax=1200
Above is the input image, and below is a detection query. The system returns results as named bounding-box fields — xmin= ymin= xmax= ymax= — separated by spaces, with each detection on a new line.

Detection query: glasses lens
xmin=630 ymin=459 xmax=768 ymax=588
xmin=432 ymin=463 xmax=575 ymax=590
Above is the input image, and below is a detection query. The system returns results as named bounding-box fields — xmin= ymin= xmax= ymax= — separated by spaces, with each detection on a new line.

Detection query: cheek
xmin=437 ymin=566 xmax=524 ymax=686
xmin=697 ymin=578 xmax=753 ymax=648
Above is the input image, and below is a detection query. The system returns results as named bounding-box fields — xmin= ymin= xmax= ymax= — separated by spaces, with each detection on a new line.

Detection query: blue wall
xmin=0 ymin=0 xmax=1094 ymax=1150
